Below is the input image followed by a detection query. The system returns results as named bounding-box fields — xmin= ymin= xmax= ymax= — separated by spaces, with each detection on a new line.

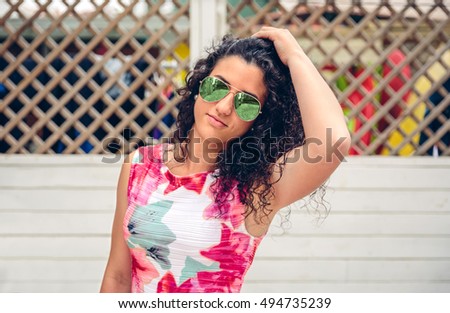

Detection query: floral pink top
xmin=123 ymin=144 xmax=264 ymax=293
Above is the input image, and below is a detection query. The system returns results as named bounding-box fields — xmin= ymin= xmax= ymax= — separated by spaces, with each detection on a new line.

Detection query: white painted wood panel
xmin=323 ymin=190 xmax=449 ymax=212
xmin=241 ymin=282 xmax=450 ymax=293
xmin=0 ymin=260 xmax=106 ymax=282
xmin=329 ymin=166 xmax=450 ymax=189
xmin=0 ymin=166 xmax=118 ymax=188
xmin=270 ymin=213 xmax=450 ymax=235
xmin=0 ymin=237 xmax=110 ymax=258
xmin=1 ymin=189 xmax=116 ymax=211
xmin=0 ymin=155 xmax=449 ymax=293
xmin=254 ymin=237 xmax=450 ymax=258
xmin=0 ymin=213 xmax=113 ymax=235
xmin=0 ymin=282 xmax=101 ymax=293
xmin=244 ymin=260 xmax=450 ymax=281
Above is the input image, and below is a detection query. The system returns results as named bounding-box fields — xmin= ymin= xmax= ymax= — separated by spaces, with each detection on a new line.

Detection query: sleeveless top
xmin=123 ymin=144 xmax=265 ymax=293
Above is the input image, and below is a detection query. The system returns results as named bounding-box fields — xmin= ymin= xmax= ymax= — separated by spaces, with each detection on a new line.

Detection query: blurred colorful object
xmin=418 ymin=47 xmax=450 ymax=156
xmin=381 ymin=47 xmax=449 ymax=155
xmin=378 ymin=49 xmax=412 ymax=155
xmin=347 ymin=67 xmax=376 ymax=155
xmin=330 ymin=65 xmax=376 ymax=155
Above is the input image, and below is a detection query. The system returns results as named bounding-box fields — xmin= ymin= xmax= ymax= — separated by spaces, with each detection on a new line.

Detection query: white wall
xmin=0 ymin=155 xmax=449 ymax=292
xmin=243 ymin=157 xmax=450 ymax=292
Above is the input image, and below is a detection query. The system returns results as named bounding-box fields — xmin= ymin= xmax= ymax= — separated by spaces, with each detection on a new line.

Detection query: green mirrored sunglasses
xmin=199 ymin=76 xmax=262 ymax=122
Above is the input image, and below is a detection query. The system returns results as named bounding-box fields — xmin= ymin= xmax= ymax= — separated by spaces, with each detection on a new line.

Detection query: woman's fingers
xmin=252 ymin=26 xmax=283 ymax=39
xmin=252 ymin=27 xmax=303 ymax=66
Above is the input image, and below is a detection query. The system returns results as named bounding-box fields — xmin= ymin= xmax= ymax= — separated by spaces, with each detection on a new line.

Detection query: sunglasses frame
xmin=199 ymin=76 xmax=262 ymax=122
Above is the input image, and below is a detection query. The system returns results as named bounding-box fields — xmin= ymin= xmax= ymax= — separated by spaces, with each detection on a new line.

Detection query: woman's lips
xmin=207 ymin=114 xmax=228 ymax=128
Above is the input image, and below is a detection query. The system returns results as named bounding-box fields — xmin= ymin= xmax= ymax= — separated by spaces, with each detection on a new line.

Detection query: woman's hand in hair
xmin=252 ymin=26 xmax=304 ymax=67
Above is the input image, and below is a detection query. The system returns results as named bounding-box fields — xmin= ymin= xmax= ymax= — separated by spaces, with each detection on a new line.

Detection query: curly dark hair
xmin=172 ymin=34 xmax=313 ymax=223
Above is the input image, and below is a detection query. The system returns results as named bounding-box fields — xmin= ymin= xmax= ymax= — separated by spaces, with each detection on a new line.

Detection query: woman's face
xmin=192 ymin=55 xmax=266 ymax=150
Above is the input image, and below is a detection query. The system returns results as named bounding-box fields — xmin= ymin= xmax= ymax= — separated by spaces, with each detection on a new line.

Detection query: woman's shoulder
xmin=129 ymin=143 xmax=169 ymax=165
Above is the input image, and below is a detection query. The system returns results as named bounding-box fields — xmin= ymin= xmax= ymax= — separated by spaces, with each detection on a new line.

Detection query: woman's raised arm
xmin=253 ymin=26 xmax=351 ymax=212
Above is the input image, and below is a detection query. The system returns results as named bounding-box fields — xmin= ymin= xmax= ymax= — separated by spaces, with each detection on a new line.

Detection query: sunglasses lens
xmin=199 ymin=76 xmax=261 ymax=122
xmin=234 ymin=93 xmax=261 ymax=121
xmin=199 ymin=77 xmax=229 ymax=102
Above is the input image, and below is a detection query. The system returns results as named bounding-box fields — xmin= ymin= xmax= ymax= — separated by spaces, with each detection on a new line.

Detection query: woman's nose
xmin=215 ymin=92 xmax=234 ymax=116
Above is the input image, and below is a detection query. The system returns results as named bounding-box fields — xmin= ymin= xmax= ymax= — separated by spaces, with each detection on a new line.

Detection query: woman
xmin=100 ymin=27 xmax=351 ymax=293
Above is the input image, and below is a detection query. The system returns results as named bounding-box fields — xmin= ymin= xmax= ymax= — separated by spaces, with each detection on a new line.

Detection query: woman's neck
xmin=169 ymin=129 xmax=223 ymax=175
